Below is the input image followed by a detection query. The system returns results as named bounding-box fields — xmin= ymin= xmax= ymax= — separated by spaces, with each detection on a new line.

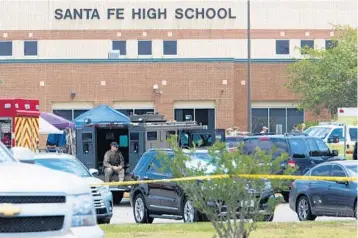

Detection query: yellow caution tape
xmin=90 ymin=173 xmax=358 ymax=187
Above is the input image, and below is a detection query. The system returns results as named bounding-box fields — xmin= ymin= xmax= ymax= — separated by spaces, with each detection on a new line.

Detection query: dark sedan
xmin=289 ymin=160 xmax=357 ymax=221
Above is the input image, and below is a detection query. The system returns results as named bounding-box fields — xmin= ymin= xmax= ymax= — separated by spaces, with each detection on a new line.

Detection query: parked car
xmin=241 ymin=133 xmax=344 ymax=202
xmin=0 ymin=142 xmax=104 ymax=237
xmin=289 ymin=160 xmax=358 ymax=221
xmin=130 ymin=149 xmax=275 ymax=223
xmin=13 ymin=150 xmax=113 ymax=224
xmin=226 ymin=135 xmax=246 ymax=152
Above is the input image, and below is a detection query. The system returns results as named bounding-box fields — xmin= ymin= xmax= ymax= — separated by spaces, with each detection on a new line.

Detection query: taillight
xmin=288 ymin=160 xmax=296 ymax=168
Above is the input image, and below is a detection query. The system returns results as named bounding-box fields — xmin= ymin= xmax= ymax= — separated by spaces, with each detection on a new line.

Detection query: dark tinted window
xmin=147 ymin=131 xmax=157 ymax=141
xmin=147 ymin=153 xmax=173 ymax=174
xmin=74 ymin=110 xmax=88 ymax=119
xmin=24 ymin=41 xmax=38 ymax=56
xmin=112 ymin=40 xmax=126 ymax=55
xmin=331 ymin=165 xmax=346 ymax=177
xmin=163 ymin=41 xmax=177 ymax=55
xmin=301 ymin=40 xmax=314 ymax=49
xmin=138 ymin=41 xmax=152 ymax=55
xmin=306 ymin=138 xmax=318 ymax=153
xmin=276 ymin=40 xmax=290 ymax=54
xmin=269 ymin=108 xmax=286 ymax=133
xmin=243 ymin=138 xmax=289 ymax=158
xmin=134 ymin=109 xmax=154 ymax=115
xmin=117 ymin=109 xmax=133 ymax=116
xmin=0 ymin=41 xmax=12 ymax=56
xmin=311 ymin=165 xmax=331 ymax=176
xmin=226 ymin=137 xmax=244 ymax=148
xmin=53 ymin=109 xmax=72 ymax=121
xmin=349 ymin=128 xmax=357 ymax=141
xmin=287 ymin=109 xmax=304 ymax=132
xmin=288 ymin=139 xmax=307 ymax=157
xmin=314 ymin=138 xmax=330 ymax=155
xmin=325 ymin=40 xmax=337 ymax=49
xmin=252 ymin=109 xmax=268 ymax=133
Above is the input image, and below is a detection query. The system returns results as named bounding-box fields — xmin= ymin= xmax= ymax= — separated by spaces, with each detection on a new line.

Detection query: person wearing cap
xmin=103 ymin=142 xmax=125 ymax=182
xmin=260 ymin=126 xmax=268 ymax=134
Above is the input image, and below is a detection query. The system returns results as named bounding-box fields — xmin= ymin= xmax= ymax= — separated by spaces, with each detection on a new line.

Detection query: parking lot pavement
xmin=110 ymin=199 xmax=356 ymax=224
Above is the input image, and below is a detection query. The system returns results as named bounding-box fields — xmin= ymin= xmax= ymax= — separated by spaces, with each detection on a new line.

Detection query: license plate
xmin=240 ymin=200 xmax=254 ymax=207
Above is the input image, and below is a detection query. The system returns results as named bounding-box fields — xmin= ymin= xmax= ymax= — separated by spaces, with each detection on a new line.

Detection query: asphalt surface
xmin=110 ymin=198 xmax=355 ymax=224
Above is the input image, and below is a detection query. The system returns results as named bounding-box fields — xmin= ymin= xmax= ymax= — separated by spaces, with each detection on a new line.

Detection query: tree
xmin=286 ymin=25 xmax=357 ymax=116
xmin=159 ymin=137 xmax=292 ymax=238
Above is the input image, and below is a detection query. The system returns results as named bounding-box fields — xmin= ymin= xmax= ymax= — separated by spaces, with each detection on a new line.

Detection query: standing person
xmin=301 ymin=123 xmax=306 ymax=132
xmin=292 ymin=124 xmax=300 ymax=132
xmin=103 ymin=142 xmax=125 ymax=182
xmin=260 ymin=126 xmax=268 ymax=134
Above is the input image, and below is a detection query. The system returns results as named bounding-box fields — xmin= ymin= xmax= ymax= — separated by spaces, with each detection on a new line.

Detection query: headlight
xmin=71 ymin=194 xmax=96 ymax=227
xmin=98 ymin=185 xmax=110 ymax=194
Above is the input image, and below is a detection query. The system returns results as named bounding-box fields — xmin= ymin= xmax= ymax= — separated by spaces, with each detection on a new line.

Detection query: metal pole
xmin=247 ymin=0 xmax=252 ymax=132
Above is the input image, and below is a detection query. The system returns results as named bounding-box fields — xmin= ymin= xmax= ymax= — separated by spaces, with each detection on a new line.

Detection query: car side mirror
xmin=89 ymin=168 xmax=99 ymax=176
xmin=331 ymin=150 xmax=339 ymax=156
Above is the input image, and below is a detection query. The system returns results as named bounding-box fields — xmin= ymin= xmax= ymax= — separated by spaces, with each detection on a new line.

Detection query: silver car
xmin=16 ymin=151 xmax=114 ymax=224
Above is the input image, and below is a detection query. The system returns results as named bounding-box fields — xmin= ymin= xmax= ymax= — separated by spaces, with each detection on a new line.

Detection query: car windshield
xmin=346 ymin=164 xmax=358 ymax=177
xmin=0 ymin=142 xmax=15 ymax=163
xmin=34 ymin=158 xmax=92 ymax=177
xmin=306 ymin=127 xmax=331 ymax=139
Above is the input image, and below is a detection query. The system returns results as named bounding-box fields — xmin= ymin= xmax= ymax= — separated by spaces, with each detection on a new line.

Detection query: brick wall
xmin=0 ymin=61 xmax=329 ymax=129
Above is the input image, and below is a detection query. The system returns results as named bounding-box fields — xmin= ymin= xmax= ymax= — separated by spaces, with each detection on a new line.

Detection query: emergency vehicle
xmin=75 ymin=112 xmax=225 ymax=204
xmin=0 ymin=99 xmax=40 ymax=151
xmin=304 ymin=108 xmax=358 ymax=159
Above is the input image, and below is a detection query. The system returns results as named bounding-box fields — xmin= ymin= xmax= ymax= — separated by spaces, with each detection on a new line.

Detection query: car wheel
xmin=133 ymin=194 xmax=154 ymax=224
xmin=183 ymin=199 xmax=198 ymax=223
xmin=97 ymin=218 xmax=111 ymax=224
xmin=296 ymin=196 xmax=316 ymax=221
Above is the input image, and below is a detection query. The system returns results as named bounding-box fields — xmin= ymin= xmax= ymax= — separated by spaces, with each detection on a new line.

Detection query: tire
xmin=133 ymin=194 xmax=154 ymax=224
xmin=296 ymin=196 xmax=316 ymax=221
xmin=97 ymin=218 xmax=111 ymax=224
xmin=182 ymin=198 xmax=199 ymax=223
xmin=282 ymin=192 xmax=289 ymax=203
xmin=112 ymin=191 xmax=124 ymax=205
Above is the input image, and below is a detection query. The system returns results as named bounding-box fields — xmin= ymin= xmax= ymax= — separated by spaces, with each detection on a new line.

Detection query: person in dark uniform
xmin=103 ymin=142 xmax=125 ymax=182
xmin=353 ymin=142 xmax=357 ymax=160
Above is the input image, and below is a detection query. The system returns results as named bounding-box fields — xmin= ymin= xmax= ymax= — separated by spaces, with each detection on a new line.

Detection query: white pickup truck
xmin=0 ymin=142 xmax=104 ymax=238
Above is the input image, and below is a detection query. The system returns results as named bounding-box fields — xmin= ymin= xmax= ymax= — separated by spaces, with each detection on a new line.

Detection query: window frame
xmin=349 ymin=128 xmax=358 ymax=142
xmin=275 ymin=40 xmax=290 ymax=55
xmin=138 ymin=40 xmax=152 ymax=56
xmin=325 ymin=40 xmax=337 ymax=49
xmin=330 ymin=164 xmax=347 ymax=177
xmin=52 ymin=109 xmax=90 ymax=120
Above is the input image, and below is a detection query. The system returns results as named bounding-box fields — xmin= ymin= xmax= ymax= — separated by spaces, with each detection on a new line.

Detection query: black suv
xmin=129 ymin=149 xmax=275 ymax=223
xmin=241 ymin=133 xmax=344 ymax=202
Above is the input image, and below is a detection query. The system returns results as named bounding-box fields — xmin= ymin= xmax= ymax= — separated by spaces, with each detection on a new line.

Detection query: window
xmin=53 ymin=109 xmax=89 ymax=121
xmin=276 ymin=40 xmax=290 ymax=55
xmin=117 ymin=109 xmax=154 ymax=116
xmin=311 ymin=165 xmax=332 ymax=176
xmin=112 ymin=41 xmax=126 ymax=55
xmin=287 ymin=108 xmax=304 ymax=132
xmin=328 ymin=128 xmax=344 ymax=141
xmin=306 ymin=138 xmax=319 ymax=153
xmin=269 ymin=109 xmax=286 ymax=133
xmin=24 ymin=41 xmax=38 ymax=56
xmin=163 ymin=41 xmax=177 ymax=55
xmin=349 ymin=128 xmax=358 ymax=141
xmin=331 ymin=165 xmax=346 ymax=177
xmin=147 ymin=131 xmax=157 ymax=141
xmin=300 ymin=40 xmax=314 ymax=54
xmin=288 ymin=139 xmax=307 ymax=157
xmin=0 ymin=41 xmax=12 ymax=56
xmin=243 ymin=138 xmax=289 ymax=159
xmin=325 ymin=40 xmax=337 ymax=49
xmin=138 ymin=41 xmax=152 ymax=55
xmin=252 ymin=109 xmax=269 ymax=133
xmin=300 ymin=40 xmax=314 ymax=49
xmin=147 ymin=157 xmax=171 ymax=174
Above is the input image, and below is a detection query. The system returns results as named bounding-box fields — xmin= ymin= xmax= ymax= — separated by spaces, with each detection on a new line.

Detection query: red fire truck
xmin=0 ymin=99 xmax=40 ymax=150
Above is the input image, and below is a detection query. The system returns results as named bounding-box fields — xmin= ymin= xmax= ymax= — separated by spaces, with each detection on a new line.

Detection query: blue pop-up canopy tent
xmin=73 ymin=104 xmax=131 ymax=128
